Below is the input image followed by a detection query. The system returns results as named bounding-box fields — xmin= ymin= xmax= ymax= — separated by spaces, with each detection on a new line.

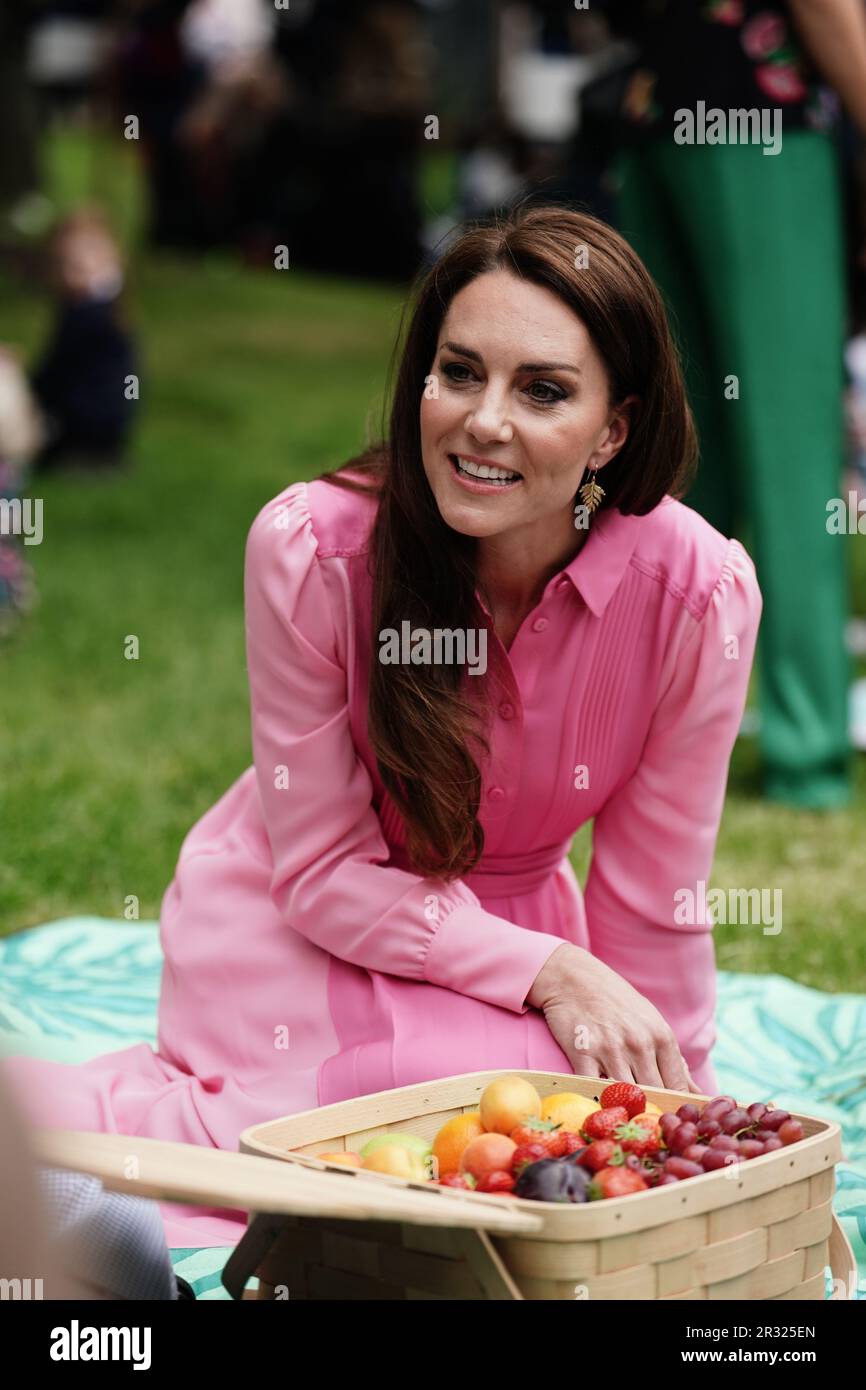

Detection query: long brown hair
xmin=319 ymin=205 xmax=697 ymax=880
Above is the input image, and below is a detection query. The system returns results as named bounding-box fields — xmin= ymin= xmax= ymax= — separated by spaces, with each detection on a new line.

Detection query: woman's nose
xmin=465 ymin=389 xmax=513 ymax=443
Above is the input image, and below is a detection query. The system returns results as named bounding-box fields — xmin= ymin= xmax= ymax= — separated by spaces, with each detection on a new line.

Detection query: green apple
xmin=360 ymin=1131 xmax=432 ymax=1159
xmin=360 ymin=1131 xmax=433 ymax=1175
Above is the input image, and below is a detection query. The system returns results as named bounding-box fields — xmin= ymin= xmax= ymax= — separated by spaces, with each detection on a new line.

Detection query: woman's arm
xmin=244 ymin=483 xmax=562 ymax=1013
xmin=788 ymin=0 xmax=866 ymax=138
xmin=582 ymin=539 xmax=763 ymax=1088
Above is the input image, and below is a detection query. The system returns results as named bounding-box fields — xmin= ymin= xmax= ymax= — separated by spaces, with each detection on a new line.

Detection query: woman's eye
xmin=526 ymin=380 xmax=567 ymax=404
xmin=439 ymin=363 xmax=566 ymax=404
xmin=442 ymin=362 xmax=476 ymax=383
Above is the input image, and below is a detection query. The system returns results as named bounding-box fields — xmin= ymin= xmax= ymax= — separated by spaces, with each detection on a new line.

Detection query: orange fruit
xmin=540 ymin=1092 xmax=599 ymax=1132
xmin=459 ymin=1133 xmax=518 ymax=1182
xmin=432 ymin=1112 xmax=485 ymax=1178
xmin=317 ymin=1152 xmax=363 ymax=1168
xmin=479 ymin=1076 xmax=542 ymax=1134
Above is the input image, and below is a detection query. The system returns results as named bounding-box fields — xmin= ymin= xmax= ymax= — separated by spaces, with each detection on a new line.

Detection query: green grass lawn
xmin=1 ymin=133 xmax=865 ymax=995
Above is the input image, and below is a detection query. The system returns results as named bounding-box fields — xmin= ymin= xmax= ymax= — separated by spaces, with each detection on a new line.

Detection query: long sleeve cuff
xmin=421 ymin=903 xmax=565 ymax=1014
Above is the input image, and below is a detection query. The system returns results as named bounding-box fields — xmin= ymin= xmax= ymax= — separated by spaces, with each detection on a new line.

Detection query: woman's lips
xmin=448 ymin=454 xmax=523 ymax=494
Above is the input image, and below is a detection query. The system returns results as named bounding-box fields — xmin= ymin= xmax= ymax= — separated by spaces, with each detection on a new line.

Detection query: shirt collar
xmin=560 ymin=504 xmax=646 ymax=617
xmin=473 ymin=500 xmax=658 ymax=624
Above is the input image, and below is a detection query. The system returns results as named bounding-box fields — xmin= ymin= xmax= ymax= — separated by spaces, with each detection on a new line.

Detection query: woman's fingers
xmin=601 ymin=1050 xmax=638 ymax=1087
xmin=571 ymin=1051 xmax=602 ymax=1078
xmin=655 ymin=1033 xmax=692 ymax=1092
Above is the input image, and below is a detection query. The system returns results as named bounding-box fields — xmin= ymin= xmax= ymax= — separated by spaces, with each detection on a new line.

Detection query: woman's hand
xmin=527 ymin=943 xmax=700 ymax=1093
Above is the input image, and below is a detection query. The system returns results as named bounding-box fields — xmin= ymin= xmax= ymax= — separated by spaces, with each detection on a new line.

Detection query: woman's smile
xmin=448 ymin=452 xmax=524 ymax=492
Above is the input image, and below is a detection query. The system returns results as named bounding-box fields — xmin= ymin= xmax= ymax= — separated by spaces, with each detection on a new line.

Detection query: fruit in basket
xmin=477 ymin=1169 xmax=517 ymax=1195
xmin=632 ymin=1110 xmax=662 ymax=1130
xmin=514 ymin=1158 xmax=591 ymax=1203
xmin=778 ymin=1119 xmax=804 ymax=1145
xmin=576 ymin=1138 xmax=619 ymax=1172
xmin=669 ymin=1121 xmax=698 ymax=1153
xmin=617 ymin=1119 xmax=663 ymax=1159
xmin=540 ymin=1092 xmax=599 ymax=1132
xmin=363 ymin=1144 xmax=430 ymax=1180
xmin=554 ymin=1130 xmax=588 ymax=1158
xmin=737 ymin=1139 xmax=765 ymax=1159
xmin=431 ymin=1112 xmax=484 ymax=1176
xmin=719 ymin=1107 xmax=752 ymax=1136
xmin=659 ymin=1112 xmax=680 ymax=1143
xmin=761 ymin=1109 xmax=791 ymax=1131
xmin=589 ymin=1166 xmax=648 ymax=1199
xmin=513 ymin=1141 xmax=555 ymax=1176
xmin=510 ymin=1117 xmax=566 ymax=1153
xmin=701 ymin=1096 xmax=736 ymax=1121
xmin=317 ymin=1152 xmax=364 ymax=1168
xmin=700 ymin=1148 xmax=738 ymax=1172
xmin=418 ymin=1075 xmax=815 ymax=1205
xmin=583 ymin=1106 xmax=629 ymax=1141
xmin=695 ymin=1116 xmax=722 ymax=1139
xmin=599 ymin=1082 xmax=647 ymax=1117
xmin=708 ymin=1134 xmax=739 ymax=1151
xmin=681 ymin=1144 xmax=708 ymax=1163
xmin=460 ymin=1132 xmax=518 ymax=1182
xmin=361 ymin=1131 xmax=432 ymax=1162
xmin=664 ymin=1156 xmax=704 ymax=1179
xmin=480 ymin=1076 xmax=542 ymax=1134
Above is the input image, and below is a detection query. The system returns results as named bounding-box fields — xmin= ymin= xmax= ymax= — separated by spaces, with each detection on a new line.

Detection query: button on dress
xmin=3 ymin=476 xmax=762 ymax=1246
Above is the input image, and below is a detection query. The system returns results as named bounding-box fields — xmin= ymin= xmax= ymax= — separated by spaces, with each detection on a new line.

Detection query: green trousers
xmin=617 ymin=132 xmax=851 ymax=807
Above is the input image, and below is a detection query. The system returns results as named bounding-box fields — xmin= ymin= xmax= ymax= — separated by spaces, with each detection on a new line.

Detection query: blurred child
xmin=31 ymin=209 xmax=139 ymax=473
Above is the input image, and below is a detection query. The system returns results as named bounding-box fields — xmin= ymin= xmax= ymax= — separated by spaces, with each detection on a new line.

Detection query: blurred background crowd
xmin=2 ymin=0 xmax=866 ymax=953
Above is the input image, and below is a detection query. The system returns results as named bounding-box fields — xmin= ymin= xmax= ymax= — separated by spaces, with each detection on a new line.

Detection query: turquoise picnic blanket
xmin=1 ymin=918 xmax=864 ymax=1301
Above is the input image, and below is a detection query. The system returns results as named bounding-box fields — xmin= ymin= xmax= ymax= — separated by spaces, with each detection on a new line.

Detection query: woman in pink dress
xmin=4 ymin=207 xmax=761 ymax=1247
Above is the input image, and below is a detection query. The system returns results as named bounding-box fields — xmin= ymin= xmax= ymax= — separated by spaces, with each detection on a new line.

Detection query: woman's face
xmin=420 ymin=268 xmax=630 ymax=540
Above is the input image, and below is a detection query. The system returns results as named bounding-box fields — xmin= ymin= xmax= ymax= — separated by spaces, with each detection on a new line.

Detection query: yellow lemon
xmin=540 ymin=1092 xmax=599 ymax=1132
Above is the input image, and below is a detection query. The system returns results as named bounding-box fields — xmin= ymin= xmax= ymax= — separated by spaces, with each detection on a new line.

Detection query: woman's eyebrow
xmin=441 ymin=341 xmax=580 ymax=374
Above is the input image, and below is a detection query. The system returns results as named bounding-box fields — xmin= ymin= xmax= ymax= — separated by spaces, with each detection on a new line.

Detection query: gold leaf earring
xmin=575 ymin=465 xmax=605 ymax=521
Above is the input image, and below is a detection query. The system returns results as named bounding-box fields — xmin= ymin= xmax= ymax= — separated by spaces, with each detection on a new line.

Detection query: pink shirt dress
xmin=4 ymin=476 xmax=762 ymax=1246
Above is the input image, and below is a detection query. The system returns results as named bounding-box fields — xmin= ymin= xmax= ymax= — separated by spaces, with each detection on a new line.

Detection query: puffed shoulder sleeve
xmin=582 ymin=539 xmax=763 ymax=1077
xmin=243 ymin=483 xmax=562 ymax=1013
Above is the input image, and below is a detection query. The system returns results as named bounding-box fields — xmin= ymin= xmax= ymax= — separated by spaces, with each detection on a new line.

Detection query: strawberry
xmin=583 ymin=1105 xmax=629 ymax=1141
xmin=510 ymin=1118 xmax=563 ymax=1155
xmin=615 ymin=1119 xmax=663 ymax=1159
xmin=477 ymin=1169 xmax=516 ymax=1194
xmin=551 ymin=1130 xmax=587 ymax=1159
xmin=578 ymin=1139 xmax=622 ymax=1172
xmin=600 ymin=1083 xmax=646 ymax=1118
xmin=511 ymin=1141 xmax=553 ymax=1175
xmin=589 ymin=1166 xmax=648 ymax=1199
xmin=436 ymin=1173 xmax=475 ymax=1189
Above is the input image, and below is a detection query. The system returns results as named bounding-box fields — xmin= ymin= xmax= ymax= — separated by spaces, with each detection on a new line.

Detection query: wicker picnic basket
xmin=231 ymin=1069 xmax=855 ymax=1301
xmin=34 ymin=1068 xmax=856 ymax=1302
